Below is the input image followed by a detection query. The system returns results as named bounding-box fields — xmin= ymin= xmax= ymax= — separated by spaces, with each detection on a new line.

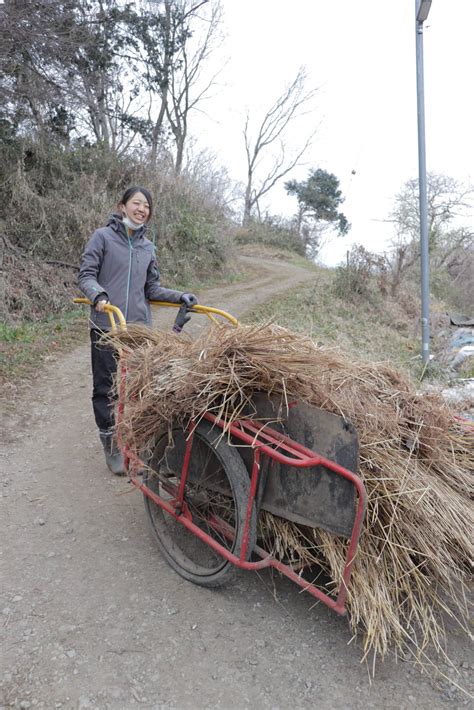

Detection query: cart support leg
xmin=240 ymin=447 xmax=260 ymax=561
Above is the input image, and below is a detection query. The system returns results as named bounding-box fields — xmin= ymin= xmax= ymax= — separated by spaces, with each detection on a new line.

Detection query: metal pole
xmin=415 ymin=0 xmax=430 ymax=364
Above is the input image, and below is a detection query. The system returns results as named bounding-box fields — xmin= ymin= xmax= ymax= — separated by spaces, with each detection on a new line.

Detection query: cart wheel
xmin=143 ymin=421 xmax=257 ymax=588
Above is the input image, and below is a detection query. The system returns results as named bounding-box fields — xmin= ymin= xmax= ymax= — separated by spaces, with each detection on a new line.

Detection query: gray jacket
xmin=78 ymin=214 xmax=183 ymax=330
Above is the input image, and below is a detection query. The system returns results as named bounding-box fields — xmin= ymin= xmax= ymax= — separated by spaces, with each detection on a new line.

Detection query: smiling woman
xmin=77 ymin=185 xmax=198 ymax=475
xmin=119 ymin=187 xmax=152 ymax=231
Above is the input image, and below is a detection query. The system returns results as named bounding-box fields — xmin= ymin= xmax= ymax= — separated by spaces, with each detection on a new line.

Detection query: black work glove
xmin=93 ymin=291 xmax=108 ymax=304
xmin=180 ymin=293 xmax=198 ymax=307
xmin=173 ymin=303 xmax=192 ymax=333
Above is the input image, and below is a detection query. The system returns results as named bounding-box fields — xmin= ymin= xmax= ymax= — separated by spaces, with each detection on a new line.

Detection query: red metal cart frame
xmin=118 ymin=358 xmax=367 ymax=617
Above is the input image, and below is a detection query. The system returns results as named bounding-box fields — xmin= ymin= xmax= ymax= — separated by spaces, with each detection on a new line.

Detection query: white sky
xmin=191 ymin=1 xmax=474 ymax=266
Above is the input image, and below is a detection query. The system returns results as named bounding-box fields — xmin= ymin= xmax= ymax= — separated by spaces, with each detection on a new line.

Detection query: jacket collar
xmin=107 ymin=213 xmax=147 ymax=241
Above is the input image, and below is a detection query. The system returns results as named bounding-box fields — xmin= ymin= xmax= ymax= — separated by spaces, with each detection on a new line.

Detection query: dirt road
xmin=1 ymin=255 xmax=471 ymax=709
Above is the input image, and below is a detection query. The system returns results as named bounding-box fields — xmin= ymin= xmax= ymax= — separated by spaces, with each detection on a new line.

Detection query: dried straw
xmin=105 ymin=322 xmax=473 ymax=663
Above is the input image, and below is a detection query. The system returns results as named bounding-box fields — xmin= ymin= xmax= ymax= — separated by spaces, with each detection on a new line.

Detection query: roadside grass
xmin=0 ymin=311 xmax=89 ymax=386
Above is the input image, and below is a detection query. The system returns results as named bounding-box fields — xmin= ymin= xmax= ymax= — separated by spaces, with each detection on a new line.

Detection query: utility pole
xmin=415 ymin=0 xmax=432 ymax=365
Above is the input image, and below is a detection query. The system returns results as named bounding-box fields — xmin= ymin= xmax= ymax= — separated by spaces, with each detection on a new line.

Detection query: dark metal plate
xmin=238 ymin=394 xmax=359 ymax=538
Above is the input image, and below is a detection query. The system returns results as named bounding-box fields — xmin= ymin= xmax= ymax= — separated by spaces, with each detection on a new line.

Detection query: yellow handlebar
xmin=149 ymin=301 xmax=238 ymax=326
xmin=73 ymin=298 xmax=238 ymax=328
xmin=73 ymin=298 xmax=127 ymax=329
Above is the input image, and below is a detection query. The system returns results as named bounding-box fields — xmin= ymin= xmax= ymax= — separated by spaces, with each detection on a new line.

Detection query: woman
xmin=78 ymin=186 xmax=197 ymax=475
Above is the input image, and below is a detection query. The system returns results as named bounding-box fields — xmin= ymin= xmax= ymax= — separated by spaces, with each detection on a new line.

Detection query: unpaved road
xmin=1 ymin=255 xmax=472 ymax=709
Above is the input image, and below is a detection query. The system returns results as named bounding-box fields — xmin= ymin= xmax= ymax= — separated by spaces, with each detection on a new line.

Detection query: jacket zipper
xmin=125 ymin=235 xmax=133 ymax=320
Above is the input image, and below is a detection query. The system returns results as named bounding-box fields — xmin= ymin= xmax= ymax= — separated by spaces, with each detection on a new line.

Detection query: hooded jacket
xmin=78 ymin=214 xmax=183 ymax=330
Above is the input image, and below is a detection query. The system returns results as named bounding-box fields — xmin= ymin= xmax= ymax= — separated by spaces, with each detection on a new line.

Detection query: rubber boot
xmin=99 ymin=430 xmax=126 ymax=476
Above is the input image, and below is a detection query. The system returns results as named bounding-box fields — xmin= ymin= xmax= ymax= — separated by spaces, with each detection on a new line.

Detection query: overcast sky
xmin=191 ymin=1 xmax=473 ymax=265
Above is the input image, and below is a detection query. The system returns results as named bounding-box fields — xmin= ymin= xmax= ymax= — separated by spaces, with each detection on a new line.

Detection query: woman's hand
xmin=95 ymin=298 xmax=109 ymax=313
xmin=181 ymin=293 xmax=198 ymax=307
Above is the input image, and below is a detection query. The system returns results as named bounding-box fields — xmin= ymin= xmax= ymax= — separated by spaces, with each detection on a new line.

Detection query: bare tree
xmin=2 ymin=0 xmax=223 ymax=160
xmin=166 ymin=0 xmax=223 ymax=173
xmin=387 ymin=173 xmax=473 ymax=295
xmin=136 ymin=0 xmax=223 ymax=170
xmin=242 ymin=68 xmax=317 ymax=226
xmin=0 ymin=0 xmax=147 ymax=151
xmin=134 ymin=0 xmax=175 ymax=164
xmin=0 ymin=0 xmax=78 ymax=137
xmin=65 ymin=1 xmax=150 ymax=153
xmin=390 ymin=173 xmax=472 ymax=246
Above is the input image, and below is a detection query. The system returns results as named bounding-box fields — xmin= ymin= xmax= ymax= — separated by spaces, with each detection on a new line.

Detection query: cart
xmin=74 ymin=298 xmax=367 ymax=616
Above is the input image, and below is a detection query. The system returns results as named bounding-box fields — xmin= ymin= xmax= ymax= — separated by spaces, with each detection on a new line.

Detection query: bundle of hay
xmin=107 ymin=322 xmax=473 ymax=665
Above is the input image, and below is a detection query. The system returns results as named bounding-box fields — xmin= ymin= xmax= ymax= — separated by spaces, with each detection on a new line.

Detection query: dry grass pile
xmin=107 ymin=322 xmax=473 ymax=665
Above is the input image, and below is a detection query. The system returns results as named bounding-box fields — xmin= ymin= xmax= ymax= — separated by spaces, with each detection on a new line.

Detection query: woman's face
xmin=120 ymin=191 xmax=151 ymax=224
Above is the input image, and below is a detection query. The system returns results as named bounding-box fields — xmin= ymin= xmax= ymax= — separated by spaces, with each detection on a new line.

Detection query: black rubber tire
xmin=143 ymin=421 xmax=256 ymax=587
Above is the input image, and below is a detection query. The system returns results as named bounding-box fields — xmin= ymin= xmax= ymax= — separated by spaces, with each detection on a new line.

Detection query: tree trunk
xmin=242 ymin=172 xmax=253 ymax=226
xmin=150 ymin=97 xmax=168 ymax=165
xmin=175 ymin=134 xmax=185 ymax=174
xmin=150 ymin=1 xmax=171 ymax=165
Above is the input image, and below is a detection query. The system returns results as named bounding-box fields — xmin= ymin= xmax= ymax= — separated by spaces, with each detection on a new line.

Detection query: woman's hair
xmin=118 ymin=186 xmax=153 ymax=221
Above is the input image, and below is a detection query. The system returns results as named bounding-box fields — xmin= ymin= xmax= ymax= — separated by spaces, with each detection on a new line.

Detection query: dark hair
xmin=118 ymin=186 xmax=153 ymax=221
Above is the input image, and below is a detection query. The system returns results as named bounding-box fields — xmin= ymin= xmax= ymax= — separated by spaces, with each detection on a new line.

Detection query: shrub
xmin=1 ymin=140 xmax=129 ymax=262
xmin=141 ymin=168 xmax=229 ymax=287
xmin=333 ymin=244 xmax=388 ymax=301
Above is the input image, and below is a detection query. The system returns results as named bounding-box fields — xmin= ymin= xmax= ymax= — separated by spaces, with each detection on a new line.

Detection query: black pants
xmin=90 ymin=329 xmax=117 ymax=432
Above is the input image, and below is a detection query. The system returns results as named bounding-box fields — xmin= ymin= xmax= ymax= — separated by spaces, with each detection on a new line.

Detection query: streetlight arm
xmin=416 ymin=0 xmax=432 ymax=23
